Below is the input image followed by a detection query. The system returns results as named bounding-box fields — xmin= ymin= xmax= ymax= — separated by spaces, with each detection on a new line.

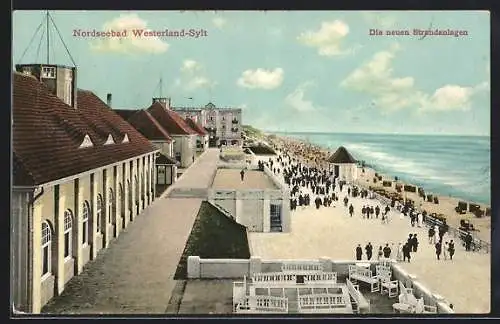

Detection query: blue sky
xmin=13 ymin=10 xmax=490 ymax=135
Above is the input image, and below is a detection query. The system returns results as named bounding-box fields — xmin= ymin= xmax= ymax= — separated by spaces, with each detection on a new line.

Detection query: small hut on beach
xmin=327 ymin=146 xmax=358 ymax=182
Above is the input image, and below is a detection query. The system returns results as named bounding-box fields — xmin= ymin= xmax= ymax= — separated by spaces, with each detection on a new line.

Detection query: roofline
xmin=173 ymin=106 xmax=242 ymax=111
xmin=32 ymin=149 xmax=159 ymax=188
xmin=16 ymin=63 xmax=76 ymax=69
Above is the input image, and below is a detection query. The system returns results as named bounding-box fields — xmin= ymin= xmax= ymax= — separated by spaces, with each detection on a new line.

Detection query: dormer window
xmin=122 ymin=134 xmax=129 ymax=143
xmin=41 ymin=67 xmax=56 ymax=79
xmin=104 ymin=134 xmax=115 ymax=145
xmin=79 ymin=134 xmax=94 ymax=148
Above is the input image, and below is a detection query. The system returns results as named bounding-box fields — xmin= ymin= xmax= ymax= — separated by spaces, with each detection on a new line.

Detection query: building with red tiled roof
xmin=142 ymin=98 xmax=198 ymax=168
xmin=126 ymin=109 xmax=179 ymax=188
xmin=11 ymin=65 xmax=159 ymax=314
xmin=184 ymin=117 xmax=209 ymax=152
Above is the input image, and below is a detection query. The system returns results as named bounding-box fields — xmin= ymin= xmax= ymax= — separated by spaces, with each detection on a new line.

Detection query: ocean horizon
xmin=271 ymin=131 xmax=491 ymax=206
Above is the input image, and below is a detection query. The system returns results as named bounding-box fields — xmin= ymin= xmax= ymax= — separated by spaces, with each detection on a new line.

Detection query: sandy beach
xmin=267 ymin=135 xmax=491 ymax=244
xmin=248 ymin=152 xmax=490 ymax=313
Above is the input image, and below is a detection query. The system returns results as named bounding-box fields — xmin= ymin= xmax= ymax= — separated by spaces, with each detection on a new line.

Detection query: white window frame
xmin=41 ymin=221 xmax=52 ymax=280
xmin=96 ymin=194 xmax=102 ymax=233
xmin=82 ymin=201 xmax=90 ymax=246
xmin=63 ymin=210 xmax=73 ymax=261
xmin=41 ymin=66 xmax=56 ymax=79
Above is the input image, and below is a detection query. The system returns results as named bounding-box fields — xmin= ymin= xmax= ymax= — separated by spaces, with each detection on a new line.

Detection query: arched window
xmin=63 ymin=210 xmax=73 ymax=259
xmin=96 ymin=194 xmax=102 ymax=233
xmin=108 ymin=189 xmax=114 ymax=223
xmin=82 ymin=201 xmax=90 ymax=245
xmin=41 ymin=221 xmax=52 ymax=278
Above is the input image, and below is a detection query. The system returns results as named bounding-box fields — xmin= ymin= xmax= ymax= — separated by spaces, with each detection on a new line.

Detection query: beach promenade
xmin=42 ymin=149 xmax=220 ymax=314
xmin=248 ymin=154 xmax=490 ymax=314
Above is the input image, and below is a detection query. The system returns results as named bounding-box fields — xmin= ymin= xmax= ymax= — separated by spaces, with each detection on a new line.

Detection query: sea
xmin=275 ymin=132 xmax=491 ymax=206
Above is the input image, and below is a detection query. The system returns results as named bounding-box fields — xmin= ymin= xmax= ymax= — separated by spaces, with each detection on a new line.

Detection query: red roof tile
xmin=184 ymin=117 xmax=208 ymax=136
xmin=146 ymin=102 xmax=198 ymax=135
xmin=114 ymin=109 xmax=140 ymax=120
xmin=127 ymin=110 xmax=173 ymax=142
xmin=13 ymin=72 xmax=158 ymax=186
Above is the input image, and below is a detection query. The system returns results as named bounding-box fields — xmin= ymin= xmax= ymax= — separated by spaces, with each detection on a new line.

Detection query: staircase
xmin=285 ymin=288 xmax=299 ymax=313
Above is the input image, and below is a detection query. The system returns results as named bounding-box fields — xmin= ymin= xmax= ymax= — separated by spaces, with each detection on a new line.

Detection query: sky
xmin=12 ymin=10 xmax=490 ymax=135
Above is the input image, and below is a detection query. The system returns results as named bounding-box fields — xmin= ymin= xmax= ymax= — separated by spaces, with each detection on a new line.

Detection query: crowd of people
xmin=256 ymin=136 xmax=483 ymax=264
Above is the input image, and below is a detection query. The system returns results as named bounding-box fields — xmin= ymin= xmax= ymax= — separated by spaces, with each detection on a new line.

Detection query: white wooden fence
xmin=235 ymin=295 xmax=288 ymax=313
xmin=251 ymin=272 xmax=337 ymax=285
xmin=298 ymin=294 xmax=351 ymax=313
xmin=281 ymin=262 xmax=323 ymax=273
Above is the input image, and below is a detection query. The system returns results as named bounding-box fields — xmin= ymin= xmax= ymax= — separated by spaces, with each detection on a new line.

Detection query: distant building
xmin=327 ymin=146 xmax=358 ymax=182
xmin=116 ymin=98 xmax=199 ymax=169
xmin=184 ymin=117 xmax=209 ymax=152
xmin=12 ymin=65 xmax=158 ymax=313
xmin=173 ymin=102 xmax=243 ymax=147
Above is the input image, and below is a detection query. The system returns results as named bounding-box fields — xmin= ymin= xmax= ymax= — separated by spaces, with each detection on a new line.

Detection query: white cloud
xmin=90 ymin=14 xmax=169 ymax=54
xmin=181 ymin=59 xmax=202 ymax=73
xmin=297 ymin=20 xmax=360 ymax=57
xmin=285 ymin=82 xmax=319 ymax=112
xmin=212 ymin=17 xmax=227 ymax=28
xmin=362 ymin=12 xmax=397 ymax=29
xmin=341 ymin=43 xmax=488 ymax=113
xmin=186 ymin=76 xmax=217 ymax=90
xmin=176 ymin=60 xmax=216 ymax=91
xmin=237 ymin=68 xmax=284 ymax=90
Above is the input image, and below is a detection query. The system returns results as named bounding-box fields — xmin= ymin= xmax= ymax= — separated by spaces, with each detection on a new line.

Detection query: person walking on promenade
xmin=365 ymin=242 xmax=373 ymax=260
xmin=402 ymin=243 xmax=411 ymax=262
xmin=434 ymin=225 xmax=440 ymax=244
xmin=417 ymin=212 xmax=423 ymax=227
xmin=240 ymin=169 xmax=245 ymax=181
xmin=407 ymin=234 xmax=413 ymax=249
xmin=362 ymin=205 xmax=366 ymax=219
xmin=383 ymin=244 xmax=391 ymax=258
xmin=435 ymin=241 xmax=442 ymax=260
xmin=375 ymin=205 xmax=380 ymax=218
xmin=396 ymin=243 xmax=403 ymax=261
xmin=465 ymin=232 xmax=473 ymax=251
xmin=377 ymin=246 xmax=383 ymax=260
xmin=449 ymin=240 xmax=455 ymax=260
xmin=385 ymin=205 xmax=390 ymax=216
xmin=348 ymin=187 xmax=351 ymax=196
xmin=428 ymin=226 xmax=435 ymax=244
xmin=344 ymin=196 xmax=349 ymax=207
xmin=412 ymin=234 xmax=419 ymax=252
xmin=349 ymin=204 xmax=354 ymax=217
xmin=356 ymin=244 xmax=363 ymax=260
xmin=370 ymin=206 xmax=375 ymax=219
xmin=443 ymin=242 xmax=449 ymax=260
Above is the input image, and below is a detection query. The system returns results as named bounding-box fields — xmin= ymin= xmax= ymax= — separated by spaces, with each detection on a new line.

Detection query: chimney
xmin=152 ymin=97 xmax=171 ymax=109
xmin=106 ymin=93 xmax=112 ymax=107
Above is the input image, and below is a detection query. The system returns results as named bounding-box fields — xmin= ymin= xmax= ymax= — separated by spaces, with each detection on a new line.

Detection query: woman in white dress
xmin=396 ymin=242 xmax=403 ymax=261
xmin=434 ymin=225 xmax=440 ymax=244
xmin=417 ymin=213 xmax=423 ymax=227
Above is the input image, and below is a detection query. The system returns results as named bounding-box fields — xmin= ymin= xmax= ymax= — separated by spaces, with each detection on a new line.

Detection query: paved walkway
xmin=42 ymin=149 xmax=220 ymax=314
xmin=248 ymin=155 xmax=490 ymax=314
xmin=174 ymin=149 xmax=220 ymax=189
xmin=212 ymin=169 xmax=278 ymax=190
